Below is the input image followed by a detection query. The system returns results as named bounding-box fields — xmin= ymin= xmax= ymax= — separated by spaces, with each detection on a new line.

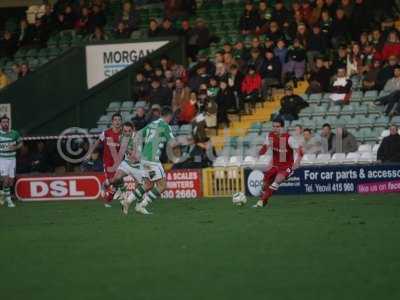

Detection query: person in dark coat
xmin=148 ymin=78 xmax=172 ymax=107
xmin=278 ymin=86 xmax=308 ymax=121
xmin=131 ymin=106 xmax=148 ymax=131
xmin=216 ymin=80 xmax=235 ymax=127
xmin=260 ymin=50 xmax=281 ymax=98
xmin=239 ymin=0 xmax=259 ymax=34
xmin=378 ymin=125 xmax=400 ymax=163
xmin=307 ymin=56 xmax=331 ymax=93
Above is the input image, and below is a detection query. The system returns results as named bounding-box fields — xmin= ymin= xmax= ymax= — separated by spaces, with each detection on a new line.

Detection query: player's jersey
xmin=99 ymin=128 xmax=121 ymax=166
xmin=120 ymin=132 xmax=140 ymax=165
xmin=140 ymin=118 xmax=174 ymax=162
xmin=0 ymin=129 xmax=21 ymax=159
xmin=265 ymin=132 xmax=298 ymax=166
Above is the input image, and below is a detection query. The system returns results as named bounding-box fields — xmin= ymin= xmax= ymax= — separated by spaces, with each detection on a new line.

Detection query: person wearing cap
xmin=278 ymin=86 xmax=308 ymax=121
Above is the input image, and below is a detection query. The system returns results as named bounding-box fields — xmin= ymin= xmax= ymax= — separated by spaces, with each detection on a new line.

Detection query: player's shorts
xmin=141 ymin=160 xmax=166 ymax=181
xmin=264 ymin=164 xmax=293 ymax=183
xmin=0 ymin=158 xmax=16 ymax=178
xmin=117 ymin=160 xmax=148 ymax=183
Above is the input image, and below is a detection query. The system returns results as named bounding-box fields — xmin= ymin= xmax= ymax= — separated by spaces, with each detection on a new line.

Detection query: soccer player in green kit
xmin=0 ymin=115 xmax=22 ymax=208
xmin=122 ymin=107 xmax=175 ymax=215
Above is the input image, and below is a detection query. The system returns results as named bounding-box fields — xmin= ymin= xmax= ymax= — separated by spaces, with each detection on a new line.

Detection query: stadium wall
xmin=0 ymin=37 xmax=185 ymax=136
xmin=14 ymin=165 xmax=400 ymax=202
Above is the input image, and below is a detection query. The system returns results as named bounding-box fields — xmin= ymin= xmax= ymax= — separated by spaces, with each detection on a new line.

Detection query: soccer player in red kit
xmin=254 ymin=117 xmax=303 ymax=208
xmin=91 ymin=113 xmax=122 ymax=207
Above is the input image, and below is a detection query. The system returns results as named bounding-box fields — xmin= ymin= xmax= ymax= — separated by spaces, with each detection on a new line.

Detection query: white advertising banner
xmin=85 ymin=41 xmax=169 ymax=88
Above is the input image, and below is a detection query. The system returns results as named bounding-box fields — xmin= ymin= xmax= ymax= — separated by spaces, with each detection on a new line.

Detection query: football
xmin=232 ymin=192 xmax=247 ymax=206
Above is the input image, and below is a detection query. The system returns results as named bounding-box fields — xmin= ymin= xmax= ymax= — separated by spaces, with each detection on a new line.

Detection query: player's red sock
xmin=260 ymin=187 xmax=273 ymax=205
xmin=105 ymin=187 xmax=115 ymax=203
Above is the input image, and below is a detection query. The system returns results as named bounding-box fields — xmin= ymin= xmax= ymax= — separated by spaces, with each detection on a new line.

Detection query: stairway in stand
xmin=208 ymin=81 xmax=309 ymax=150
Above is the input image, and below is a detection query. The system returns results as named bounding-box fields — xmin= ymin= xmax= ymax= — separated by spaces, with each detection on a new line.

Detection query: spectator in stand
xmin=116 ymin=1 xmax=139 ymax=34
xmin=241 ymin=65 xmax=262 ymax=110
xmin=239 ymin=0 xmax=259 ymax=35
xmin=351 ymin=0 xmax=370 ymax=40
xmin=179 ymin=19 xmax=193 ymax=59
xmin=148 ymin=77 xmax=172 ymax=107
xmin=131 ymin=105 xmax=148 ymax=131
xmin=247 ymin=48 xmax=264 ymax=74
xmin=173 ymin=135 xmax=210 ymax=169
xmin=0 ymin=68 xmax=9 ymax=89
xmin=272 ymin=0 xmax=289 ymax=27
xmin=307 ymin=24 xmax=328 ymax=70
xmin=158 ymin=18 xmax=178 ymax=37
xmin=63 ymin=4 xmax=77 ymax=30
xmin=9 ymin=64 xmax=21 ymax=82
xmin=320 ymin=9 xmax=333 ymax=40
xmin=307 ymin=56 xmax=331 ymax=93
xmin=0 ymin=31 xmax=17 ymax=58
xmin=114 ymin=21 xmax=130 ymax=39
xmin=188 ymin=64 xmax=210 ymax=92
xmin=17 ymin=19 xmax=30 ymax=47
xmin=274 ymin=39 xmax=288 ymax=66
xmin=374 ymin=65 xmax=400 ymax=115
xmin=228 ymin=64 xmax=244 ymax=97
xmin=179 ymin=91 xmax=198 ymax=124
xmin=278 ymin=86 xmax=308 ymax=121
xmin=331 ymin=8 xmax=350 ymax=48
xmin=381 ymin=31 xmax=400 ymax=61
xmin=31 ymin=141 xmax=50 ymax=173
xmin=260 ymin=49 xmax=281 ymax=99
xmin=89 ymin=26 xmax=108 ymax=41
xmin=148 ymin=18 xmax=160 ymax=38
xmin=88 ymin=5 xmax=106 ymax=32
xmin=302 ymin=128 xmax=322 ymax=154
xmin=81 ymin=149 xmax=103 ymax=172
xmin=376 ymin=55 xmax=397 ymax=90
xmin=16 ymin=143 xmax=32 ymax=174
xmin=282 ymin=38 xmax=306 ymax=85
xmin=172 ymin=78 xmax=190 ymax=113
xmin=363 ymin=59 xmax=382 ymax=91
xmin=132 ymin=71 xmax=149 ymax=101
xmin=257 ymin=0 xmax=272 ymax=30
xmin=321 ymin=123 xmax=337 ymax=154
xmin=308 ymin=0 xmax=325 ymax=26
xmin=337 ymin=127 xmax=358 ymax=153
xmin=188 ymin=18 xmax=212 ymax=59
xmin=378 ymin=124 xmax=400 ymax=163
xmin=75 ymin=6 xmax=90 ymax=35
xmin=216 ymin=80 xmax=234 ymax=127
xmin=41 ymin=3 xmax=55 ymax=29
xmin=31 ymin=18 xmax=49 ymax=48
xmin=19 ymin=63 xmax=31 ymax=78
xmin=147 ymin=104 xmax=162 ymax=123
xmin=329 ymin=67 xmax=352 ymax=104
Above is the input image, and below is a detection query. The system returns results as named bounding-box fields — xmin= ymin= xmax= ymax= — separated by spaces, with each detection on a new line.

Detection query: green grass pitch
xmin=1 ymin=194 xmax=400 ymax=300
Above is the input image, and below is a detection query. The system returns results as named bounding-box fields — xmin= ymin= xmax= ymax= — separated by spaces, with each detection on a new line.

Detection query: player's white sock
xmin=4 ymin=187 xmax=15 ymax=207
xmin=269 ymin=182 xmax=280 ymax=191
xmin=126 ymin=185 xmax=146 ymax=204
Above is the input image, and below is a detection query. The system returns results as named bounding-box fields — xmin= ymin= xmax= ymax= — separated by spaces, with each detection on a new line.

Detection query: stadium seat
xmin=326 ymin=105 xmax=341 ymax=116
xmin=358 ymin=152 xmax=376 ymax=164
xmin=308 ymin=93 xmax=323 ymax=103
xmin=340 ymin=104 xmax=355 ymax=116
xmin=364 ymin=90 xmax=378 ymax=100
xmin=301 ymin=153 xmax=316 ymax=166
xmin=336 ymin=115 xmax=353 ymax=128
xmin=391 ymin=116 xmax=400 ymax=125
xmin=228 ymin=156 xmax=243 ymax=167
xmin=367 ymin=104 xmax=383 ymax=116
xmin=213 ymin=156 xmax=228 ymax=167
xmin=120 ymin=101 xmax=134 ymax=111
xmin=343 ymin=152 xmax=360 ymax=164
xmin=97 ymin=114 xmax=111 ymax=126
xmin=375 ymin=115 xmax=389 ymax=127
xmin=248 ymin=122 xmax=262 ymax=134
xmin=358 ymin=115 xmax=374 ymax=128
xmin=350 ymin=91 xmax=363 ymax=102
xmin=242 ymin=156 xmax=256 ymax=167
xmin=89 ymin=128 xmax=103 ymax=134
xmin=313 ymin=104 xmax=329 ymax=116
xmin=298 ymin=106 xmax=314 ymax=118
xmin=315 ymin=153 xmax=331 ymax=165
xmin=255 ymin=155 xmax=272 ymax=169
xmin=329 ymin=153 xmax=346 ymax=164
xmin=106 ymin=101 xmax=121 ymax=112
xmin=358 ymin=144 xmax=372 ymax=153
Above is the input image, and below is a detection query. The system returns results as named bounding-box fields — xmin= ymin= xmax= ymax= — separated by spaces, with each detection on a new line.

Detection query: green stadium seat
xmin=298 ymin=106 xmax=314 ymax=118
xmin=375 ymin=115 xmax=389 ymax=127
xmin=97 ymin=114 xmax=112 ymax=126
xmin=364 ymin=90 xmax=378 ymax=100
xmin=326 ymin=105 xmax=341 ymax=116
xmin=391 ymin=116 xmax=400 ymax=125
xmin=313 ymin=104 xmax=328 ymax=117
xmin=353 ymin=104 xmax=368 ymax=115
xmin=325 ymin=116 xmax=338 ymax=125
xmin=261 ymin=122 xmax=272 ymax=133
xmin=313 ymin=116 xmax=326 ymax=128
xmin=249 ymin=122 xmax=262 ymax=134
xmin=106 ymin=101 xmax=121 ymax=112
xmin=350 ymin=91 xmax=363 ymax=102
xmin=358 ymin=115 xmax=374 ymax=128
xmin=368 ymin=104 xmax=383 ymax=117
xmin=120 ymin=101 xmax=134 ymax=112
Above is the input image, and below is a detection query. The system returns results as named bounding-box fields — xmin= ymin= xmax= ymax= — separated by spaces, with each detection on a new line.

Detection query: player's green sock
xmin=4 ymin=187 xmax=13 ymax=206
xmin=146 ymin=187 xmax=161 ymax=203
xmin=127 ymin=184 xmax=146 ymax=204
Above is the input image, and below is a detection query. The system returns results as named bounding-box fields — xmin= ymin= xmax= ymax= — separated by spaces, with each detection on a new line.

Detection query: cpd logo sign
xmin=247 ymin=170 xmax=264 ymax=196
